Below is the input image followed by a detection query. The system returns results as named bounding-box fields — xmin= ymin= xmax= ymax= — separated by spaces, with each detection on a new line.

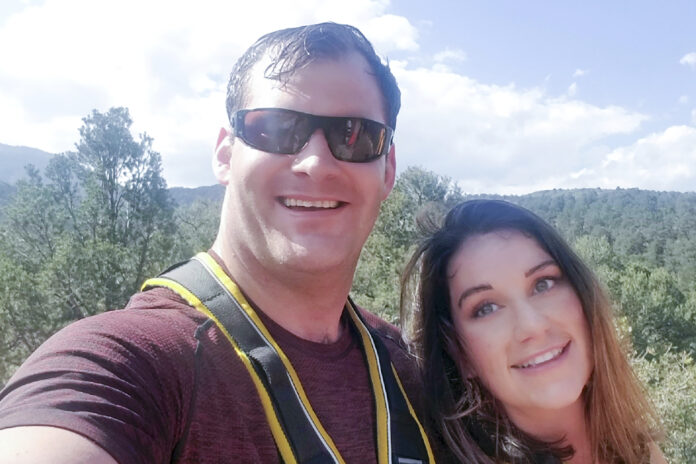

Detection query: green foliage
xmin=615 ymin=264 xmax=696 ymax=356
xmin=0 ymin=181 xmax=14 ymax=213
xmin=0 ymin=108 xmax=175 ymax=381
xmin=572 ymin=234 xmax=623 ymax=295
xmin=172 ymin=199 xmax=221 ymax=258
xmin=574 ymin=236 xmax=696 ymax=356
xmin=632 ymin=350 xmax=696 ymax=462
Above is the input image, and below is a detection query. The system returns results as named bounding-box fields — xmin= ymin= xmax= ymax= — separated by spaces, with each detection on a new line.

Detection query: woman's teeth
xmin=516 ymin=346 xmax=565 ymax=368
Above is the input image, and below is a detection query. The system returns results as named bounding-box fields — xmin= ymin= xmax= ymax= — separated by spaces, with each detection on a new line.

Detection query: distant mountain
xmin=0 ymin=143 xmax=54 ymax=184
xmin=0 ymin=143 xmax=227 ymax=208
xmin=168 ymin=184 xmax=224 ymax=206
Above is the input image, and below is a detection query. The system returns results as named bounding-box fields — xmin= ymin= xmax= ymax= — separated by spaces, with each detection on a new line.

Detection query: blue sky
xmin=1 ymin=0 xmax=695 ymax=193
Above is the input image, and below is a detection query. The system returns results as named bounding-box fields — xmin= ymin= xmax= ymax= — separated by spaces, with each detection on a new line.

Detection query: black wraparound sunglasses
xmin=231 ymin=108 xmax=394 ymax=163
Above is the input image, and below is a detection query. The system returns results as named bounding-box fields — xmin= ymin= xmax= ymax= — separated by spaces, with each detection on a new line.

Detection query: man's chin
xmin=277 ymin=242 xmax=359 ymax=275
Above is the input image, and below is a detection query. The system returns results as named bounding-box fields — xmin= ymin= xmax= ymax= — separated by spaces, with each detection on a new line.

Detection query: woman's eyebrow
xmin=524 ymin=259 xmax=557 ymax=277
xmin=457 ymin=284 xmax=492 ymax=308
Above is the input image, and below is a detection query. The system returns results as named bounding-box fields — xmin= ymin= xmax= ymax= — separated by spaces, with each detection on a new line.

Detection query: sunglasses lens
xmin=241 ymin=110 xmax=312 ymax=154
xmin=325 ymin=118 xmax=391 ymax=162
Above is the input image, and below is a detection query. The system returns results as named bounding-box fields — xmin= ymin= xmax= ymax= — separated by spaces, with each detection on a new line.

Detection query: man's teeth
xmin=283 ymin=198 xmax=339 ymax=208
xmin=517 ymin=347 xmax=564 ymax=368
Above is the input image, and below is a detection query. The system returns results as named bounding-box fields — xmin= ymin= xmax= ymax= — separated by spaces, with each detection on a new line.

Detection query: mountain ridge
xmin=0 ymin=143 xmax=54 ymax=184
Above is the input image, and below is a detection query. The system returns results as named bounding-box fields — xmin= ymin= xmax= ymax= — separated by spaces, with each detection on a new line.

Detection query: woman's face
xmin=447 ymin=230 xmax=593 ymax=430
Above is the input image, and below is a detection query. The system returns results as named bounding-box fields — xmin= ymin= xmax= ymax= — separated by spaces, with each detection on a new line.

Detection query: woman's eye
xmin=473 ymin=302 xmax=500 ymax=318
xmin=533 ymin=278 xmax=556 ymax=294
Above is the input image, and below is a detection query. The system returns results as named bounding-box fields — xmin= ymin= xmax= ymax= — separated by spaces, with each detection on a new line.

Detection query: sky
xmin=1 ymin=0 xmax=695 ymax=194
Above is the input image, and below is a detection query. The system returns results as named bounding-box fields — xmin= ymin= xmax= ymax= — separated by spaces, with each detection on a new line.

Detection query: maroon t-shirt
xmin=0 ymin=287 xmax=426 ymax=463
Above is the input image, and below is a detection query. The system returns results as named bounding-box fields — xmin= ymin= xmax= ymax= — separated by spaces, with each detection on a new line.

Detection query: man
xmin=0 ymin=23 xmax=434 ymax=463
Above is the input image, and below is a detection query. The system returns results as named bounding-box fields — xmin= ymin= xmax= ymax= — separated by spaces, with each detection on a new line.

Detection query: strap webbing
xmin=142 ymin=252 xmax=434 ymax=464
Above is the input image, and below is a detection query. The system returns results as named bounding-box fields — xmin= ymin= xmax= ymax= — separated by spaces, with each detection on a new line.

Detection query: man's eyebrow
xmin=524 ymin=259 xmax=557 ymax=278
xmin=457 ymin=284 xmax=492 ymax=308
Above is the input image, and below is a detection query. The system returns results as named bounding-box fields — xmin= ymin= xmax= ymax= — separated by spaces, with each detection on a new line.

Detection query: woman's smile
xmin=512 ymin=340 xmax=570 ymax=370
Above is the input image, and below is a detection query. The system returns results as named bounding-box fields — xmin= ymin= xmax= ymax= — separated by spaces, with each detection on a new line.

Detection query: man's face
xmin=215 ymin=52 xmax=396 ymax=278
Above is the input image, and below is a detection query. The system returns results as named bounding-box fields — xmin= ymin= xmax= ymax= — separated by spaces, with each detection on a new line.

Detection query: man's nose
xmin=290 ymin=129 xmax=342 ymax=178
xmin=513 ymin=299 xmax=551 ymax=343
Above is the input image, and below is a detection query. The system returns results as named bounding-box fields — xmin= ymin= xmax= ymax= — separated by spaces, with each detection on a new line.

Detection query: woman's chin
xmin=504 ymin=384 xmax=586 ymax=429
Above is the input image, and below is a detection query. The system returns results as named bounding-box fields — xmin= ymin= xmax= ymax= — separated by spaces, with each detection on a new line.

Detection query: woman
xmin=402 ymin=200 xmax=665 ymax=463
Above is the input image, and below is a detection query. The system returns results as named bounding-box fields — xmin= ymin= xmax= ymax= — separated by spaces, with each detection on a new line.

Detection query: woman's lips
xmin=512 ymin=341 xmax=571 ymax=369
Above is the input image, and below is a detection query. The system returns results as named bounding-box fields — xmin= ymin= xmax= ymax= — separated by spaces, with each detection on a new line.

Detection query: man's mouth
xmin=512 ymin=342 xmax=570 ymax=369
xmin=281 ymin=198 xmax=342 ymax=210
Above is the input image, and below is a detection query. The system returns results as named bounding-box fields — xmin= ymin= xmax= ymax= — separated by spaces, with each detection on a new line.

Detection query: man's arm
xmin=0 ymin=426 xmax=117 ymax=464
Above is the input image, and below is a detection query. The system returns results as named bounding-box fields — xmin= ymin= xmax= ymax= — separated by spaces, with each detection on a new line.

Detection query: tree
xmin=352 ymin=167 xmax=462 ymax=322
xmin=173 ymin=199 xmax=221 ymax=258
xmin=632 ymin=350 xmax=696 ymax=462
xmin=616 ymin=263 xmax=696 ymax=356
xmin=0 ymin=107 xmax=175 ymax=382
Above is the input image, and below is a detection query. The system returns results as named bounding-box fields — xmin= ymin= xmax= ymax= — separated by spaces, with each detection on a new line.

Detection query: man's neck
xmin=211 ymin=243 xmax=355 ymax=344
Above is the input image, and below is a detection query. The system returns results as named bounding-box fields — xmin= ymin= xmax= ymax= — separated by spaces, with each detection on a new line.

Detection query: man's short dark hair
xmin=226 ymin=22 xmax=401 ymax=129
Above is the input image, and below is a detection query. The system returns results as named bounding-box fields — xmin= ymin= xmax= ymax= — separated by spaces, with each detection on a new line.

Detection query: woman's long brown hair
xmin=401 ymin=200 xmax=661 ymax=463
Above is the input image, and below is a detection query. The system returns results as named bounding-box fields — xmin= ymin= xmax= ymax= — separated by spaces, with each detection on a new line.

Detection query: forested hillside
xmin=517 ymin=189 xmax=696 ymax=289
xmin=1 ymin=109 xmax=694 ymax=461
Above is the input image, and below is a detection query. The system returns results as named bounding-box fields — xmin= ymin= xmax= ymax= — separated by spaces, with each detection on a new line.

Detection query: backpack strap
xmin=348 ymin=301 xmax=434 ymax=464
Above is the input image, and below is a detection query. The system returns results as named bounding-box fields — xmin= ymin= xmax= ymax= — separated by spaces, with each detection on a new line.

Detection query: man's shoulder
xmin=125 ymin=286 xmax=199 ymax=314
xmin=25 ymin=287 xmax=208 ymax=365
xmin=112 ymin=286 xmax=209 ymax=332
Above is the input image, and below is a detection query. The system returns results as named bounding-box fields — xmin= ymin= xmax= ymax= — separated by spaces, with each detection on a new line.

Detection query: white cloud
xmin=392 ymin=63 xmax=648 ymax=194
xmin=679 ymin=95 xmax=690 ymax=105
xmin=597 ymin=126 xmax=696 ymax=191
xmin=433 ymin=48 xmax=467 ymax=64
xmin=0 ymin=90 xmax=83 ymax=153
xmin=362 ymin=14 xmax=419 ymax=53
xmin=680 ymin=52 xmax=696 ymax=69
xmin=572 ymin=68 xmax=588 ymax=78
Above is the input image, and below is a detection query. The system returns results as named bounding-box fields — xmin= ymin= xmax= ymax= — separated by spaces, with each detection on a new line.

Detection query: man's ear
xmin=213 ymin=127 xmax=233 ymax=185
xmin=381 ymin=143 xmax=396 ymax=200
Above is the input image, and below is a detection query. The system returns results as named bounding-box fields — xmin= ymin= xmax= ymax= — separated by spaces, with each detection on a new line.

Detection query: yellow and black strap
xmin=142 ymin=252 xmax=434 ymax=464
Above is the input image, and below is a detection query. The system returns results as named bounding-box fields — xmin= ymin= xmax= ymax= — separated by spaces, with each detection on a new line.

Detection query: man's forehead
xmin=245 ymin=52 xmax=373 ymax=100
xmin=242 ymin=52 xmax=385 ymax=122
xmin=244 ymin=55 xmax=310 ymax=102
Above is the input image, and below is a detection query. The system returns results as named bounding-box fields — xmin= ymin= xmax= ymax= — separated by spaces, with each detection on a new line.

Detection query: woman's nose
xmin=513 ymin=299 xmax=552 ymax=343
